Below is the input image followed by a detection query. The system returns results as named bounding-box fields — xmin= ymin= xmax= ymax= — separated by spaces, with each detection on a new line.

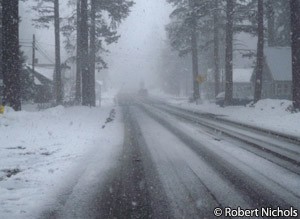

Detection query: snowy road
xmin=42 ymin=95 xmax=300 ymax=218
xmin=132 ymin=97 xmax=300 ymax=218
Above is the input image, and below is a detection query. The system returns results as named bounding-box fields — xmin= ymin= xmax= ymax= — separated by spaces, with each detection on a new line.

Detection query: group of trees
xmin=1 ymin=0 xmax=134 ymax=110
xmin=165 ymin=0 xmax=300 ymax=109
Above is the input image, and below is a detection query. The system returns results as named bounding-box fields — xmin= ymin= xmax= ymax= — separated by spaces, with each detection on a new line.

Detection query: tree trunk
xmin=224 ymin=0 xmax=234 ymax=105
xmin=266 ymin=0 xmax=275 ymax=47
xmin=89 ymin=0 xmax=96 ymax=107
xmin=213 ymin=0 xmax=220 ymax=98
xmin=54 ymin=0 xmax=62 ymax=105
xmin=290 ymin=0 xmax=300 ymax=109
xmin=2 ymin=0 xmax=21 ymax=111
xmin=80 ymin=0 xmax=90 ymax=106
xmin=254 ymin=0 xmax=264 ymax=103
xmin=190 ymin=0 xmax=200 ymax=101
xmin=75 ymin=0 xmax=82 ymax=103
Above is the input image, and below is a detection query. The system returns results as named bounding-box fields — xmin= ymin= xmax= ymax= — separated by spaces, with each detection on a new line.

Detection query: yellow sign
xmin=196 ymin=75 xmax=206 ymax=84
xmin=0 ymin=105 xmax=4 ymax=114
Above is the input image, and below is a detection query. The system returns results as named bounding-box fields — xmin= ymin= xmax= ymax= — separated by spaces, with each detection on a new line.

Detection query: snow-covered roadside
xmin=150 ymin=90 xmax=300 ymax=137
xmin=0 ymin=101 xmax=123 ymax=218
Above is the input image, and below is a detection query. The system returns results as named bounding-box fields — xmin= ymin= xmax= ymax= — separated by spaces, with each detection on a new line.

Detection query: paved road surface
xmin=41 ymin=95 xmax=300 ymax=218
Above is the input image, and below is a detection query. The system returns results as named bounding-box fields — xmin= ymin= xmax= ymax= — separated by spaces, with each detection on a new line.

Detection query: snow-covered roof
xmin=34 ymin=77 xmax=42 ymax=85
xmin=233 ymin=68 xmax=253 ymax=83
xmin=264 ymin=47 xmax=292 ymax=81
xmin=206 ymin=68 xmax=253 ymax=83
xmin=26 ymin=64 xmax=54 ymax=81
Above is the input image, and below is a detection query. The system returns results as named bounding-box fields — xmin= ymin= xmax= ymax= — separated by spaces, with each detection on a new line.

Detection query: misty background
xmin=19 ymin=0 xmax=256 ymax=93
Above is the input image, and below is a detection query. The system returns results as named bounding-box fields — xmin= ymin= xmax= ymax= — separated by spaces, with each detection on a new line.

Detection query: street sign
xmin=0 ymin=105 xmax=4 ymax=114
xmin=196 ymin=75 xmax=206 ymax=84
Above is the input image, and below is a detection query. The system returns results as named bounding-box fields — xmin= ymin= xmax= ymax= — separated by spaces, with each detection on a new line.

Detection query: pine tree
xmin=75 ymin=0 xmax=81 ymax=103
xmin=266 ymin=0 xmax=275 ymax=46
xmin=89 ymin=0 xmax=96 ymax=106
xmin=264 ymin=0 xmax=291 ymax=47
xmin=213 ymin=0 xmax=220 ymax=97
xmin=224 ymin=0 xmax=234 ymax=106
xmin=54 ymin=0 xmax=62 ymax=105
xmin=80 ymin=0 xmax=90 ymax=106
xmin=62 ymin=0 xmax=133 ymax=106
xmin=254 ymin=0 xmax=264 ymax=103
xmin=290 ymin=0 xmax=300 ymax=110
xmin=166 ymin=0 xmax=202 ymax=101
xmin=190 ymin=0 xmax=200 ymax=101
xmin=32 ymin=0 xmax=63 ymax=105
xmin=88 ymin=0 xmax=134 ymax=106
xmin=2 ymin=0 xmax=21 ymax=111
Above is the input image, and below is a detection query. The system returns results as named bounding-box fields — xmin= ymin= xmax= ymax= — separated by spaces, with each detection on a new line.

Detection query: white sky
xmin=105 ymin=0 xmax=172 ymax=90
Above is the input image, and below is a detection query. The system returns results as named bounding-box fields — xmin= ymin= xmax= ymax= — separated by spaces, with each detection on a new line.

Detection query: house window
xmin=277 ymin=84 xmax=282 ymax=95
xmin=283 ymin=84 xmax=289 ymax=94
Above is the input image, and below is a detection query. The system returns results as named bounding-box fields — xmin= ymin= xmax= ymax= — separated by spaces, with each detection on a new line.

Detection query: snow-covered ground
xmin=150 ymin=90 xmax=300 ymax=137
xmin=0 ymin=94 xmax=123 ymax=218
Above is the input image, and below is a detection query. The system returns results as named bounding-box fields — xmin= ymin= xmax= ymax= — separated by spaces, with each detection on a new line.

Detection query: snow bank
xmin=150 ymin=91 xmax=300 ymax=137
xmin=0 ymin=101 xmax=123 ymax=218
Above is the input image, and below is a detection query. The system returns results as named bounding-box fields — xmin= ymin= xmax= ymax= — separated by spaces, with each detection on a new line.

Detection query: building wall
xmin=260 ymin=61 xmax=292 ymax=100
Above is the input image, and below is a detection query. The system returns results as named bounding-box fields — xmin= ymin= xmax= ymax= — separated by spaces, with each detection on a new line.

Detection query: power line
xmin=37 ymin=41 xmax=55 ymax=47
xmin=35 ymin=42 xmax=55 ymax=64
xmin=36 ymin=41 xmax=54 ymax=61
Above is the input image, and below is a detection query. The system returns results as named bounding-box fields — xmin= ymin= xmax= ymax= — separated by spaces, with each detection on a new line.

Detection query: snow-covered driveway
xmin=0 ymin=104 xmax=123 ymax=219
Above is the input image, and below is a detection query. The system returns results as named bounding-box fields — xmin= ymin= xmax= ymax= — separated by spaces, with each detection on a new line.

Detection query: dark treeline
xmin=0 ymin=0 xmax=134 ymax=110
xmin=1 ymin=0 xmax=300 ymax=110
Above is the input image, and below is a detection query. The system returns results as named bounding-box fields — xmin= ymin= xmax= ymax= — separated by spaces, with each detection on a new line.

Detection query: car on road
xmin=138 ymin=88 xmax=148 ymax=97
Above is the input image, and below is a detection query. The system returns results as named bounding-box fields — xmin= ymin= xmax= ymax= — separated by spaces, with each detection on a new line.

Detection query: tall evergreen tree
xmin=88 ymin=0 xmax=134 ymax=106
xmin=254 ymin=0 xmax=264 ymax=102
xmin=75 ymin=0 xmax=82 ymax=103
xmin=54 ymin=0 xmax=62 ymax=105
xmin=263 ymin=0 xmax=291 ymax=47
xmin=190 ymin=0 xmax=200 ymax=101
xmin=290 ymin=0 xmax=300 ymax=110
xmin=62 ymin=0 xmax=133 ymax=106
xmin=32 ymin=0 xmax=62 ymax=105
xmin=224 ymin=0 xmax=234 ymax=106
xmin=80 ymin=0 xmax=90 ymax=106
xmin=266 ymin=0 xmax=275 ymax=46
xmin=213 ymin=0 xmax=220 ymax=97
xmin=2 ymin=0 xmax=21 ymax=111
xmin=89 ymin=0 xmax=96 ymax=106
xmin=166 ymin=0 xmax=203 ymax=101
xmin=276 ymin=1 xmax=291 ymax=46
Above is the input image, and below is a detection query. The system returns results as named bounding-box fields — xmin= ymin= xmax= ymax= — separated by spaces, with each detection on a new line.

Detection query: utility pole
xmin=32 ymin=34 xmax=35 ymax=73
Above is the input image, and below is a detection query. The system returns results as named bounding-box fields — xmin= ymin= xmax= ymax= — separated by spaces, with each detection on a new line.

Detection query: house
xmin=251 ymin=47 xmax=292 ymax=100
xmin=203 ymin=68 xmax=253 ymax=99
xmin=0 ymin=64 xmax=58 ymax=104
xmin=25 ymin=62 xmax=74 ymax=103
xmin=23 ymin=65 xmax=54 ymax=103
